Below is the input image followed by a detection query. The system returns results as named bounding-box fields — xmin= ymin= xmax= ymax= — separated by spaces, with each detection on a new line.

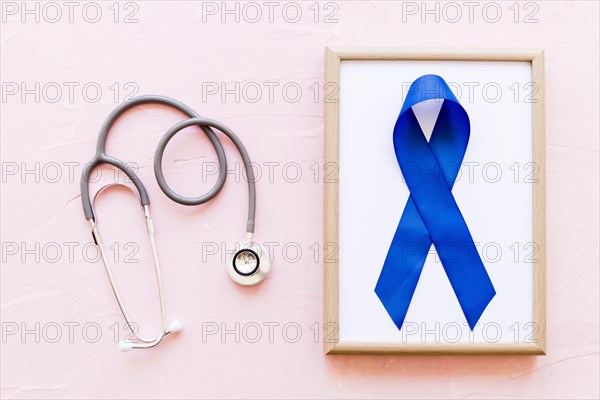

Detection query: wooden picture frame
xmin=323 ymin=48 xmax=546 ymax=354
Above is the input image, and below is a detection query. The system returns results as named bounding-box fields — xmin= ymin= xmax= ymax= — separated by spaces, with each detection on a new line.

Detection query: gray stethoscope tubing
xmin=81 ymin=95 xmax=256 ymax=233
xmin=154 ymin=117 xmax=256 ymax=233
xmin=80 ymin=95 xmax=259 ymax=350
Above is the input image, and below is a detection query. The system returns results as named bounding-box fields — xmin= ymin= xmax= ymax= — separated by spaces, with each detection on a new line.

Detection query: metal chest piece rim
xmin=227 ymin=242 xmax=270 ymax=286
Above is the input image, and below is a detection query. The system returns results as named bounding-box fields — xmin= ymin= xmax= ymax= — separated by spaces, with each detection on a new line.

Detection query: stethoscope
xmin=80 ymin=96 xmax=270 ymax=351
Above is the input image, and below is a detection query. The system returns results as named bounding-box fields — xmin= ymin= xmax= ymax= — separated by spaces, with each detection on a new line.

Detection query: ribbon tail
xmin=375 ymin=196 xmax=431 ymax=330
xmin=413 ymin=175 xmax=496 ymax=331
xmin=441 ymin=238 xmax=496 ymax=330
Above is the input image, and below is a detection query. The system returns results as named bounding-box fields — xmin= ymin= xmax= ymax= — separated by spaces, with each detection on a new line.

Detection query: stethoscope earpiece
xmin=227 ymin=241 xmax=270 ymax=286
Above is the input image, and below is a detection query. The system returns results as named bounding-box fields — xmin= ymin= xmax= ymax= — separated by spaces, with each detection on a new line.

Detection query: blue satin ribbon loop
xmin=375 ymin=74 xmax=496 ymax=331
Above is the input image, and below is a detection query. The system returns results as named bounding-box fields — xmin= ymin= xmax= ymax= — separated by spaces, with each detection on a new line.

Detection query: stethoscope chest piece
xmin=227 ymin=242 xmax=270 ymax=286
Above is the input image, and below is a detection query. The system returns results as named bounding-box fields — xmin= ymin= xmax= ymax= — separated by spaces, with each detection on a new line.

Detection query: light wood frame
xmin=323 ymin=48 xmax=546 ymax=355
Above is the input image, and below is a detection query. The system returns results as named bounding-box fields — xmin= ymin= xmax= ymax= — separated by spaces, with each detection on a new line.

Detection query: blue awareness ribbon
xmin=375 ymin=74 xmax=496 ymax=331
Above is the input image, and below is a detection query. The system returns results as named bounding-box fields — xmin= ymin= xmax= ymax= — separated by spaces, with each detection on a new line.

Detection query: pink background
xmin=1 ymin=1 xmax=598 ymax=399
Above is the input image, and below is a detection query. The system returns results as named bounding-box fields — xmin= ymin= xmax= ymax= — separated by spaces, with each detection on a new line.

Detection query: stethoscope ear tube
xmin=89 ymin=187 xmax=182 ymax=351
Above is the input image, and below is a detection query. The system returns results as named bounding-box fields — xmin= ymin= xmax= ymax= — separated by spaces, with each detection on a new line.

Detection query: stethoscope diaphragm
xmin=227 ymin=243 xmax=270 ymax=286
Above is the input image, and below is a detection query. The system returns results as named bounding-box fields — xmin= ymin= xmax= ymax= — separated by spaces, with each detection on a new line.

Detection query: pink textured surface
xmin=1 ymin=1 xmax=598 ymax=399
